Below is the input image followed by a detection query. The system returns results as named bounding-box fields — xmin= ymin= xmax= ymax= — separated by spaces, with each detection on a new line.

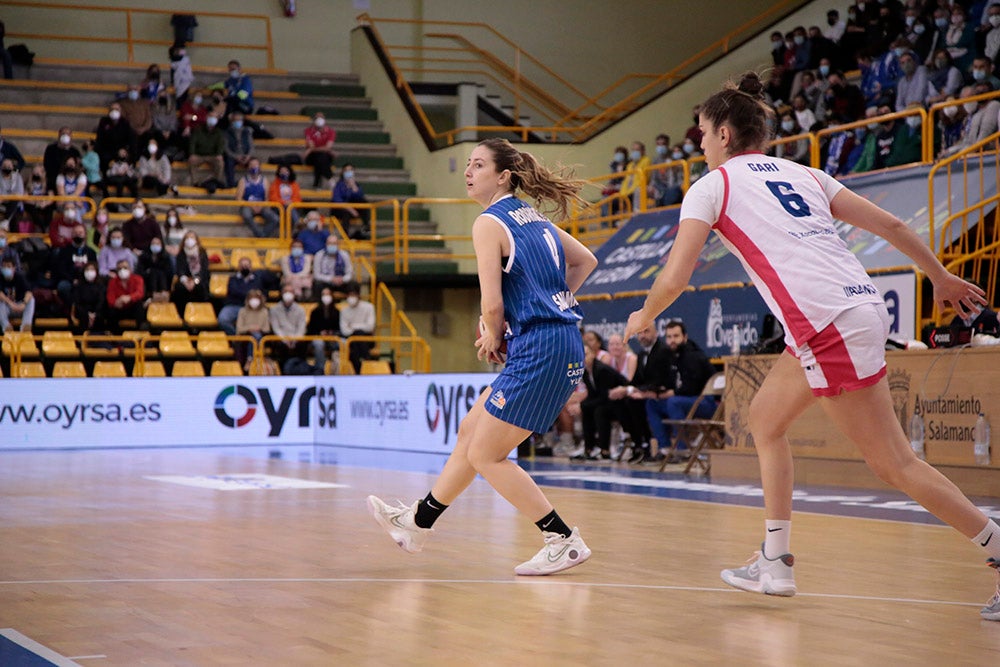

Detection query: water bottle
xmin=973 ymin=413 xmax=991 ymax=466
xmin=909 ymin=411 xmax=925 ymax=460
xmin=730 ymin=324 xmax=741 ymax=356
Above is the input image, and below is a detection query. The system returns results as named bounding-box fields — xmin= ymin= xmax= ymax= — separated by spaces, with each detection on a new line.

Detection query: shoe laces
xmin=744 ymin=550 xmax=764 ymax=566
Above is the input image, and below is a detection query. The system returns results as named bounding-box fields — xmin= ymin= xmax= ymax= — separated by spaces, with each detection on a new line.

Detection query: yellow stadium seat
xmin=159 ymin=330 xmax=197 ymax=358
xmin=3 ymin=331 xmax=39 ymax=358
xmin=360 ymin=360 xmax=392 ymax=375
xmin=263 ymin=248 xmax=286 ymax=269
xmin=300 ymin=301 xmax=318 ymax=320
xmin=16 ymin=361 xmax=47 ymax=378
xmin=147 ymin=302 xmax=185 ymax=329
xmin=140 ymin=360 xmax=167 ymax=377
xmin=81 ymin=332 xmax=120 ymax=359
xmin=184 ymin=302 xmax=218 ymax=329
xmin=93 ymin=361 xmax=127 ymax=378
xmin=230 ymin=248 xmax=263 ymax=270
xmin=197 ymin=331 xmax=234 ymax=358
xmin=172 ymin=360 xmax=205 ymax=377
xmin=52 ymin=361 xmax=87 ymax=378
xmin=42 ymin=331 xmax=80 ymax=358
xmin=210 ymin=360 xmax=244 ymax=376
xmin=209 ymin=273 xmax=229 ymax=299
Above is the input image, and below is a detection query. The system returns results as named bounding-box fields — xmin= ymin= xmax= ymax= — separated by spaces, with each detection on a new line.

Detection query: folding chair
xmin=658 ymin=372 xmax=727 ymax=475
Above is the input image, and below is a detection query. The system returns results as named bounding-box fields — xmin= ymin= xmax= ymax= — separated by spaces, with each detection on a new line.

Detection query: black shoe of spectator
xmin=628 ymin=448 xmax=646 ymax=465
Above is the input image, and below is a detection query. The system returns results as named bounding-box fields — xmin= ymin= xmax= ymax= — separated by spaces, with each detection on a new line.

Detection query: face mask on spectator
xmin=96 ymin=212 xmax=108 ymax=225
xmin=240 ymin=266 xmax=251 ymax=277
xmin=326 ymin=243 xmax=338 ymax=253
xmin=857 ymin=2 xmax=865 ymax=10
xmin=343 ymin=169 xmax=355 ymax=180
xmin=148 ymin=143 xmax=157 ymax=154
xmin=193 ymin=95 xmax=203 ymax=106
xmin=973 ymin=68 xmax=987 ymax=81
xmin=936 ymin=17 xmax=948 ymax=28
xmin=133 ymin=207 xmax=145 ymax=219
xmin=282 ymin=291 xmax=295 ymax=304
xmin=867 ymin=122 xmax=880 ymax=131
xmin=671 ymin=150 xmax=683 ymax=160
xmin=793 ymin=35 xmax=804 ymax=46
xmin=0 ymin=238 xmax=6 ymax=248
xmin=306 ymin=219 xmax=318 ymax=230
xmin=943 ymin=105 xmax=959 ymax=118
xmin=167 ymin=215 xmax=178 ymax=226
xmin=964 ymin=101 xmax=979 ymax=113
xmin=278 ymin=171 xmax=289 ymax=181
xmin=655 ymin=144 xmax=668 ymax=157
xmin=73 ymin=235 xmax=86 ymax=246
xmin=290 ymin=247 xmax=304 ymax=258
xmin=914 ymin=23 xmax=926 ymax=34
xmin=771 ymin=39 xmax=782 ymax=51
xmin=230 ymin=69 xmax=240 ymax=79
xmin=110 ymin=237 xmax=123 ymax=248
xmin=991 ymin=15 xmax=1000 ymax=28
xmin=629 ymin=150 xmax=641 ymax=162
xmin=902 ymin=62 xmax=916 ymax=75
xmin=65 ymin=209 xmax=78 ymax=221
xmin=905 ymin=15 xmax=915 ymax=26
xmin=59 ymin=134 xmax=71 ymax=146
xmin=127 ymin=90 xmax=139 ymax=101
xmin=249 ymin=166 xmax=260 ymax=176
xmin=1 ymin=167 xmax=11 ymax=176
xmin=613 ymin=151 xmax=625 ymax=163
xmin=185 ymin=237 xmax=197 ymax=250
xmin=347 ymin=295 xmax=359 ymax=306
xmin=232 ymin=120 xmax=244 ymax=129
xmin=818 ymin=64 xmax=830 ymax=77
xmin=683 ymin=142 xmax=695 ymax=155
xmin=206 ymin=116 xmax=218 ymax=128
xmin=150 ymin=242 xmax=162 ymax=253
xmin=314 ymin=117 xmax=326 ymax=127
xmin=109 ymin=110 xmax=121 ymax=121
xmin=1 ymin=268 xmax=13 ymax=280
xmin=84 ymin=269 xmax=96 ymax=281
xmin=118 ymin=268 xmax=130 ymax=280
xmin=321 ymin=294 xmax=333 ymax=306
xmin=781 ymin=120 xmax=795 ymax=132
xmin=248 ymin=298 xmax=261 ymax=309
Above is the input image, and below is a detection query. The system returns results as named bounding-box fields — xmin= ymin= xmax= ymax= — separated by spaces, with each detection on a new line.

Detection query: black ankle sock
xmin=535 ymin=510 xmax=572 ymax=538
xmin=413 ymin=492 xmax=448 ymax=529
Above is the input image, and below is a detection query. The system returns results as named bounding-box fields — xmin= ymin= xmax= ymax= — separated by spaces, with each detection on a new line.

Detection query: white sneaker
xmin=983 ymin=558 xmax=1000 ymax=621
xmin=720 ymin=544 xmax=797 ymax=597
xmin=366 ymin=495 xmax=432 ymax=553
xmin=514 ymin=527 xmax=591 ymax=576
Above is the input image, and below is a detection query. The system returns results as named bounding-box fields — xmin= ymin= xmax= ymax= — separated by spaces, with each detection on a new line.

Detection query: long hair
xmin=699 ymin=71 xmax=775 ymax=155
xmin=478 ymin=138 xmax=587 ymax=220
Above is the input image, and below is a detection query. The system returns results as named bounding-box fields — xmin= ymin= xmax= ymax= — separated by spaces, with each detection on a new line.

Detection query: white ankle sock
xmin=972 ymin=520 xmax=1000 ymax=561
xmin=763 ymin=520 xmax=792 ymax=559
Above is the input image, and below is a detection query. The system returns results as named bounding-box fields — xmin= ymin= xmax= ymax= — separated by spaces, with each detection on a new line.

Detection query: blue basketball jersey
xmin=481 ymin=195 xmax=583 ymax=336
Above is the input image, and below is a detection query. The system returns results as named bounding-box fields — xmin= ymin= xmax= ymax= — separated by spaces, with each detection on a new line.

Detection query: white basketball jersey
xmin=680 ymin=153 xmax=883 ymax=347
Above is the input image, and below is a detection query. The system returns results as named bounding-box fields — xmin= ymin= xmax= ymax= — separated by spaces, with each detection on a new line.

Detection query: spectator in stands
xmin=179 ymin=89 xmax=208 ymax=147
xmin=936 ymin=95 xmax=966 ymax=155
xmin=237 ymin=157 xmax=279 ymax=237
xmin=764 ymin=67 xmax=789 ymax=108
xmin=606 ymin=333 xmax=637 ymax=383
xmin=887 ymin=106 xmax=924 ymax=167
xmin=0 ymin=157 xmax=24 ymax=228
xmin=946 ymin=4 xmax=976 ymax=71
xmin=235 ymin=288 xmax=269 ymax=365
xmin=79 ymin=140 xmax=101 ymax=197
xmin=0 ymin=124 xmax=25 ymax=170
xmin=312 ymin=231 xmax=353 ymax=296
xmin=823 ymin=125 xmax=860 ymax=176
xmin=49 ymin=201 xmax=82 ymax=249
xmin=985 ymin=4 xmax=1000 ymax=64
xmin=137 ymin=236 xmax=172 ymax=302
xmin=88 ymin=207 xmax=110 ymax=252
xmin=140 ymin=63 xmax=166 ymax=105
xmin=340 ymin=282 xmax=376 ymax=374
xmin=0 ymin=257 xmax=33 ymax=332
xmin=857 ymin=47 xmax=898 ymax=108
xmin=773 ymin=111 xmax=809 ymax=165
xmin=94 ymin=102 xmax=134 ymax=172
xmin=944 ymin=83 xmax=1000 ymax=155
xmin=137 ymin=138 xmax=173 ymax=196
xmin=851 ymin=106 xmax=883 ymax=173
xmin=582 ymin=330 xmax=610 ymax=364
xmin=644 ymin=320 xmax=716 ymax=463
xmin=602 ymin=146 xmax=627 ymax=215
xmin=162 ymin=207 xmax=185 ymax=262
xmin=269 ymin=164 xmax=302 ymax=228
xmin=56 ymin=155 xmax=88 ymax=204
xmin=279 ymin=238 xmax=313 ymax=301
xmin=102 ymin=147 xmax=138 ymax=200
xmin=926 ymin=48 xmax=964 ymax=105
xmin=576 ymin=341 xmax=631 ymax=461
xmin=224 ymin=59 xmax=254 ymax=116
xmin=649 ymin=137 xmax=683 ymax=208
xmin=304 ymin=112 xmax=337 ymax=188
xmin=123 ymin=199 xmax=162 ymax=254
xmin=769 ymin=31 xmax=786 ymax=67
xmin=308 ymin=286 xmax=341 ymax=372
xmin=684 ymin=136 xmax=706 ymax=182
xmin=825 ymin=9 xmax=846 ymax=45
xmin=331 ymin=163 xmax=370 ymax=238
xmin=105 ymin=258 xmax=145 ymax=334
xmin=43 ymin=127 xmax=80 ymax=193
xmin=791 ymin=92 xmax=818 ymax=132
xmin=120 ymin=83 xmax=153 ymax=137
xmin=223 ymin=111 xmax=254 ymax=188
xmin=53 ymin=223 xmax=96 ymax=307
xmin=684 ymin=105 xmax=703 ymax=146
xmin=294 ymin=209 xmax=328 ymax=255
xmin=788 ymin=27 xmax=811 ymax=73
xmin=904 ymin=7 xmax=933 ymax=63
xmin=169 ymin=44 xmax=194 ymax=107
xmin=0 ymin=229 xmax=20 ymax=272
xmin=841 ymin=4 xmax=869 ymax=66
xmin=172 ymin=230 xmax=209 ymax=312
xmin=924 ymin=7 xmax=951 ymax=65
xmin=69 ymin=261 xmax=103 ymax=335
xmin=972 ymin=57 xmax=1000 ymax=91
xmin=98 ymin=227 xmax=136 ymax=277
xmin=607 ymin=322 xmax=669 ymax=464
xmin=823 ymin=70 xmax=866 ymax=123
xmin=188 ymin=111 xmax=225 ymax=190
xmin=218 ymin=256 xmax=264 ymax=336
xmin=23 ymin=165 xmax=54 ymax=233
xmin=270 ymin=281 xmax=306 ymax=371
xmin=619 ymin=141 xmax=649 ymax=211
xmin=895 ymin=50 xmax=928 ymax=111
xmin=807 ymin=25 xmax=837 ymax=70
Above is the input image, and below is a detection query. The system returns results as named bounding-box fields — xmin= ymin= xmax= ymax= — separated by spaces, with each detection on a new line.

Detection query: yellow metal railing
xmin=927 ymin=131 xmax=1000 ymax=257
xmin=1 ymin=1 xmax=276 ymax=69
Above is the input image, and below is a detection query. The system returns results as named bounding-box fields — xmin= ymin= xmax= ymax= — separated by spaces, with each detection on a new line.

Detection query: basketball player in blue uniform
xmin=368 ymin=139 xmax=598 ymax=575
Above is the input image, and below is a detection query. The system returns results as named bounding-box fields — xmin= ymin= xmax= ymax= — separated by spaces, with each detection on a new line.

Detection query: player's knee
xmin=748 ymin=398 xmax=782 ymax=442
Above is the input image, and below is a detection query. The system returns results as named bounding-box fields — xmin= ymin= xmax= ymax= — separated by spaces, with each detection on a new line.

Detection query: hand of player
xmin=933 ymin=273 xmax=987 ymax=320
xmin=623 ymin=309 xmax=653 ymax=342
xmin=474 ymin=328 xmax=501 ymax=363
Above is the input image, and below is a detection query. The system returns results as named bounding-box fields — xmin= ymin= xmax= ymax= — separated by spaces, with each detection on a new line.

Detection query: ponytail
xmin=478 ymin=138 xmax=588 ymax=220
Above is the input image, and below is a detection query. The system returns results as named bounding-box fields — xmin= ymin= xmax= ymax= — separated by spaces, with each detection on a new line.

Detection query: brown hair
xmin=699 ymin=71 xmax=775 ymax=156
xmin=477 ymin=138 xmax=587 ymax=220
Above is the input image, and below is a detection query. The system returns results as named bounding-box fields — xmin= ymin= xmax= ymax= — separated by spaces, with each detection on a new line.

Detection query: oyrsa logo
xmin=215 ymin=385 xmax=257 ymax=427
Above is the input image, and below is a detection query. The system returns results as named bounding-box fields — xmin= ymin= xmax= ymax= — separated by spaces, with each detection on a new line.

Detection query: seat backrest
xmin=17 ymin=361 xmax=47 ymax=377
xmin=93 ymin=361 xmax=127 ymax=377
xmin=184 ymin=301 xmax=217 ymax=325
xmin=230 ymin=248 xmax=263 ymax=269
xmin=360 ymin=360 xmax=392 ymax=375
xmin=172 ymin=360 xmax=206 ymax=377
xmin=685 ymin=371 xmax=726 ymax=420
xmin=52 ymin=361 xmax=87 ymax=378
xmin=147 ymin=302 xmax=183 ymax=326
xmin=210 ymin=360 xmax=244 ymax=376
xmin=141 ymin=360 xmax=167 ymax=377
xmin=209 ymin=273 xmax=229 ymax=298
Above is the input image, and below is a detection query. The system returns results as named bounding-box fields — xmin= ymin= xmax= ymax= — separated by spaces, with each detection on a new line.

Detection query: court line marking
xmin=0 ymin=577 xmax=984 ymax=609
xmin=0 ymin=628 xmax=83 ymax=666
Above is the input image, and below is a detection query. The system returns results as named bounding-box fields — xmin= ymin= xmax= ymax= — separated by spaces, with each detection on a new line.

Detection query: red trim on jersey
xmin=806 ymin=319 xmax=884 ymax=397
xmin=712 ymin=168 xmax=817 ymax=347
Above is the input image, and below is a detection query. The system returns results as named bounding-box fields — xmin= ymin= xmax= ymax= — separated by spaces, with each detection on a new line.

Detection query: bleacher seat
xmin=197 ymin=331 xmax=234 ymax=359
xmin=184 ymin=302 xmax=219 ymax=330
xmin=52 ymin=361 xmax=87 ymax=378
xmin=147 ymin=302 xmax=185 ymax=330
xmin=17 ymin=362 xmax=47 ymax=378
xmin=210 ymin=360 xmax=244 ymax=376
xmin=41 ymin=331 xmax=80 ymax=359
xmin=82 ymin=332 xmax=120 ymax=359
xmin=92 ymin=361 xmax=127 ymax=377
xmin=159 ymin=331 xmax=197 ymax=358
xmin=209 ymin=273 xmax=229 ymax=298
xmin=172 ymin=360 xmax=206 ymax=377
xmin=360 ymin=360 xmax=392 ymax=375
xmin=140 ymin=360 xmax=167 ymax=377
xmin=230 ymin=249 xmax=263 ymax=269
xmin=3 ymin=331 xmax=40 ymax=359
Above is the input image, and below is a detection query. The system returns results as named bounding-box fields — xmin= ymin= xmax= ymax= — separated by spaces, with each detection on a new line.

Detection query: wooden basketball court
xmin=1 ymin=447 xmax=998 ymax=665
